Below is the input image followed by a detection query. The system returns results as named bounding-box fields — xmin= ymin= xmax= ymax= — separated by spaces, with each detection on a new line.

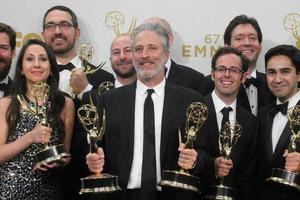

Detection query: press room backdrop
xmin=0 ymin=0 xmax=299 ymax=77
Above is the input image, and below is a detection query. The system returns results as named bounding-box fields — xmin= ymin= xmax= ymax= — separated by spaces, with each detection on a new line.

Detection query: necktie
xmin=141 ymin=89 xmax=157 ymax=199
xmin=269 ymin=102 xmax=288 ymax=116
xmin=58 ymin=62 xmax=75 ymax=72
xmin=0 ymin=83 xmax=8 ymax=93
xmin=221 ymin=107 xmax=233 ymax=132
xmin=244 ymin=77 xmax=259 ymax=88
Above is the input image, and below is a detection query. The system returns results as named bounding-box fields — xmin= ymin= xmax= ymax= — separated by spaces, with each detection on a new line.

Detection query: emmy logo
xmin=159 ymin=102 xmax=208 ymax=192
xmin=105 ymin=10 xmax=136 ymax=36
xmin=283 ymin=13 xmax=300 ymax=49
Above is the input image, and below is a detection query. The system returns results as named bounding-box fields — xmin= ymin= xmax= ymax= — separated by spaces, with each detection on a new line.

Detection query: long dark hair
xmin=6 ymin=39 xmax=65 ymax=134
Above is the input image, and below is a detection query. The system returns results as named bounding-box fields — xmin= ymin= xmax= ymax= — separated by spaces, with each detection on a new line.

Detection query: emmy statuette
xmin=78 ymin=83 xmax=120 ymax=194
xmin=204 ymin=121 xmax=241 ymax=200
xmin=18 ymin=82 xmax=70 ymax=165
xmin=159 ymin=102 xmax=208 ymax=192
xmin=267 ymin=105 xmax=300 ymax=191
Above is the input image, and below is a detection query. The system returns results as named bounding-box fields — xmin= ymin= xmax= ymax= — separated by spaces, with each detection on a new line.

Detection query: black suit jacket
xmin=257 ymin=102 xmax=300 ymax=200
xmin=98 ymin=81 xmax=202 ymax=198
xmin=196 ymin=94 xmax=257 ymax=200
xmin=167 ymin=60 xmax=207 ymax=93
xmin=198 ymin=72 xmax=276 ymax=114
xmin=62 ymin=67 xmax=114 ymax=200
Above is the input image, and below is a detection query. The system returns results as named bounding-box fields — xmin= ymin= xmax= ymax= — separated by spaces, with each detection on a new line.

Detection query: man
xmin=198 ymin=47 xmax=257 ymax=200
xmin=257 ymin=45 xmax=300 ymax=200
xmin=82 ymin=34 xmax=136 ymax=104
xmin=144 ymin=17 xmax=207 ymax=93
xmin=110 ymin=33 xmax=136 ymax=87
xmin=86 ymin=23 xmax=202 ymax=200
xmin=42 ymin=5 xmax=114 ymax=98
xmin=0 ymin=23 xmax=16 ymax=97
xmin=199 ymin=15 xmax=275 ymax=115
xmin=41 ymin=5 xmax=114 ymax=199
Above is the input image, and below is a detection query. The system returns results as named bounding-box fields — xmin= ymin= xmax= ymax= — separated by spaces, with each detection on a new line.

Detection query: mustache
xmin=51 ymin=35 xmax=67 ymax=42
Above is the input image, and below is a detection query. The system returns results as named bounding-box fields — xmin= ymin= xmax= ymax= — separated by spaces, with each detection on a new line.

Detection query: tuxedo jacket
xmin=167 ymin=60 xmax=207 ymax=93
xmin=62 ymin=66 xmax=114 ymax=200
xmin=98 ymin=81 xmax=202 ymax=191
xmin=198 ymin=72 xmax=276 ymax=113
xmin=237 ymin=71 xmax=275 ymax=112
xmin=3 ymin=77 xmax=12 ymax=97
xmin=257 ymin=102 xmax=300 ymax=200
xmin=196 ymin=94 xmax=257 ymax=200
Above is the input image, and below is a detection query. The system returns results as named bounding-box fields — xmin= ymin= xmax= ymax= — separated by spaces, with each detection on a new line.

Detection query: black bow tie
xmin=244 ymin=77 xmax=259 ymax=88
xmin=0 ymin=83 xmax=8 ymax=92
xmin=58 ymin=63 xmax=75 ymax=72
xmin=270 ymin=102 xmax=289 ymax=116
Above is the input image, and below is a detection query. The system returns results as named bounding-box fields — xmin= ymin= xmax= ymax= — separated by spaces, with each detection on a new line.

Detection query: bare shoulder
xmin=64 ymin=96 xmax=75 ymax=110
xmin=0 ymin=96 xmax=12 ymax=111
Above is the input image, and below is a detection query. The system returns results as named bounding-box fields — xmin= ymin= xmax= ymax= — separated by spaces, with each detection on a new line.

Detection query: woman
xmin=0 ymin=39 xmax=74 ymax=199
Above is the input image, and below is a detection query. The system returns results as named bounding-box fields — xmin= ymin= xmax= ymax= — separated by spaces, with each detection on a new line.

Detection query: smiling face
xmin=110 ymin=35 xmax=135 ymax=78
xmin=42 ymin=9 xmax=80 ymax=56
xmin=22 ymin=44 xmax=51 ymax=86
xmin=266 ymin=55 xmax=300 ymax=103
xmin=132 ymin=30 xmax=169 ymax=84
xmin=0 ymin=32 xmax=15 ymax=81
xmin=230 ymin=24 xmax=262 ymax=66
xmin=212 ymin=53 xmax=247 ymax=100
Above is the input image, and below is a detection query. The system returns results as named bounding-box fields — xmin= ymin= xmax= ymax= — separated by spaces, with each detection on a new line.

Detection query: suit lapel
xmin=237 ymin=85 xmax=251 ymax=112
xmin=265 ymin=110 xmax=275 ymax=161
xmin=167 ymin=60 xmax=181 ymax=84
xmin=160 ymin=83 xmax=180 ymax=164
xmin=204 ymin=95 xmax=220 ymax=155
xmin=120 ymin=82 xmax=136 ymax=165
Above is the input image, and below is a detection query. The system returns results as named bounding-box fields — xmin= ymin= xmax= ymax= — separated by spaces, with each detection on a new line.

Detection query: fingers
xmin=285 ymin=151 xmax=300 ymax=172
xmin=178 ymin=147 xmax=197 ymax=170
xmin=86 ymin=148 xmax=105 ymax=173
xmin=69 ymin=69 xmax=88 ymax=94
xmin=215 ymin=157 xmax=233 ymax=177
xmin=30 ymin=125 xmax=52 ymax=144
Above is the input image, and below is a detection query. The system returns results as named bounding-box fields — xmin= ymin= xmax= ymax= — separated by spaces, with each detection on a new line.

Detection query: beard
xmin=133 ymin=59 xmax=165 ymax=81
xmin=0 ymin=56 xmax=11 ymax=81
xmin=49 ymin=35 xmax=76 ymax=55
xmin=112 ymin=64 xmax=136 ymax=79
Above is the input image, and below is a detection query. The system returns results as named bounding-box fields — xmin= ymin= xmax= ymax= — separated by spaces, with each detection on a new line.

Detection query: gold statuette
xmin=267 ymin=105 xmax=300 ymax=191
xmin=78 ymin=82 xmax=120 ymax=194
xmin=159 ymin=102 xmax=208 ymax=192
xmin=205 ymin=121 xmax=241 ymax=200
xmin=18 ymin=82 xmax=70 ymax=166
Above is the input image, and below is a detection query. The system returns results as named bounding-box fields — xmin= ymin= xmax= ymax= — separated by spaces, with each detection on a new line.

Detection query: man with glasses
xmin=199 ymin=15 xmax=275 ymax=115
xmin=41 ymin=5 xmax=114 ymax=200
xmin=197 ymin=46 xmax=257 ymax=200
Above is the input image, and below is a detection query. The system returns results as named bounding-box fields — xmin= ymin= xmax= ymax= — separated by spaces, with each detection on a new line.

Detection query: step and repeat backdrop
xmin=0 ymin=0 xmax=299 ymax=76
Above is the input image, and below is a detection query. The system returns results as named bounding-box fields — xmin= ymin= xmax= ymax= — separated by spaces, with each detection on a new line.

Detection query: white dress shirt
xmin=212 ymin=90 xmax=237 ymax=132
xmin=127 ymin=79 xmax=165 ymax=189
xmin=245 ymin=70 xmax=258 ymax=116
xmin=271 ymin=90 xmax=300 ymax=152
xmin=57 ymin=55 xmax=92 ymax=99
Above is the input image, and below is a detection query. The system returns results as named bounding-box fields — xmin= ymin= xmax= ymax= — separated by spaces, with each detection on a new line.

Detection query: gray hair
xmin=131 ymin=23 xmax=169 ymax=51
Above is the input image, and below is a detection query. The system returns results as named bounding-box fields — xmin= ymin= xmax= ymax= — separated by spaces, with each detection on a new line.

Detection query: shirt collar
xmin=277 ymin=90 xmax=300 ymax=109
xmin=0 ymin=76 xmax=9 ymax=85
xmin=248 ymin=70 xmax=257 ymax=78
xmin=57 ymin=55 xmax=81 ymax=69
xmin=136 ymin=78 xmax=166 ymax=97
xmin=212 ymin=90 xmax=237 ymax=113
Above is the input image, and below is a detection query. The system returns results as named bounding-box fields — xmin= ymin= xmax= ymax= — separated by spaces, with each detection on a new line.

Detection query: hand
xmin=69 ymin=68 xmax=89 ymax=94
xmin=178 ymin=143 xmax=197 ymax=170
xmin=284 ymin=150 xmax=300 ymax=172
xmin=215 ymin=157 xmax=233 ymax=177
xmin=28 ymin=124 xmax=52 ymax=144
xmin=33 ymin=161 xmax=59 ymax=172
xmin=86 ymin=147 xmax=105 ymax=174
